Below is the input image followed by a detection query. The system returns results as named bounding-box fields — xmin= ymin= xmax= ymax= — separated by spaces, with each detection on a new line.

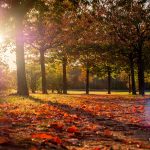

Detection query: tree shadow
xmin=28 ymin=95 xmax=150 ymax=145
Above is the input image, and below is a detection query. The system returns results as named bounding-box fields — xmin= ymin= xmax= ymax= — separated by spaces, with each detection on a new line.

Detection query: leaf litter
xmin=0 ymin=94 xmax=150 ymax=150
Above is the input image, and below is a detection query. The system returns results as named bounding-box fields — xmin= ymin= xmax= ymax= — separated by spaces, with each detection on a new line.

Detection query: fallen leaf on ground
xmin=67 ymin=126 xmax=79 ymax=133
xmin=0 ymin=136 xmax=10 ymax=144
xmin=31 ymin=133 xmax=52 ymax=139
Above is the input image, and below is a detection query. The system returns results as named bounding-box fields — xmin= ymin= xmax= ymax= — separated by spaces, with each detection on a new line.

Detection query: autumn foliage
xmin=0 ymin=94 xmax=150 ymax=149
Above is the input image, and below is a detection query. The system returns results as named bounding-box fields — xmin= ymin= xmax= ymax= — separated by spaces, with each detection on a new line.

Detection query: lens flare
xmin=0 ymin=35 xmax=4 ymax=43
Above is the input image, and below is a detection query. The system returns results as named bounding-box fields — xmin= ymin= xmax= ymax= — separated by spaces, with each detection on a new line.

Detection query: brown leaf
xmin=0 ymin=136 xmax=9 ymax=145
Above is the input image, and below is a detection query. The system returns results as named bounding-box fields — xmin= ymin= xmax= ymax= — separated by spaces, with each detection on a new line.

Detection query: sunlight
xmin=0 ymin=34 xmax=16 ymax=70
xmin=0 ymin=35 xmax=4 ymax=43
xmin=3 ymin=50 xmax=16 ymax=70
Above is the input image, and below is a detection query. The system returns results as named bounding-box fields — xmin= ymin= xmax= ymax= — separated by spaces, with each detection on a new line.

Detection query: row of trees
xmin=25 ymin=53 xmax=131 ymax=94
xmin=0 ymin=0 xmax=150 ymax=96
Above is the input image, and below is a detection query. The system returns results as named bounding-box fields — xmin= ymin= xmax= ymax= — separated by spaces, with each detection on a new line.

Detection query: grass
xmin=53 ymin=90 xmax=150 ymax=95
xmin=68 ymin=90 xmax=130 ymax=95
xmin=7 ymin=89 xmax=150 ymax=95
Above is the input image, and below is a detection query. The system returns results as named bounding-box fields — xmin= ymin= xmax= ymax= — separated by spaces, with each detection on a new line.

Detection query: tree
xmin=45 ymin=8 xmax=81 ymax=94
xmin=0 ymin=0 xmax=43 ymax=96
xmin=26 ymin=0 xmax=85 ymax=94
xmin=0 ymin=0 xmax=86 ymax=95
xmin=77 ymin=44 xmax=100 ymax=94
xmin=26 ymin=49 xmax=41 ymax=93
xmin=25 ymin=7 xmax=60 ymax=94
xmin=105 ymin=0 xmax=150 ymax=95
xmin=46 ymin=59 xmax=63 ymax=94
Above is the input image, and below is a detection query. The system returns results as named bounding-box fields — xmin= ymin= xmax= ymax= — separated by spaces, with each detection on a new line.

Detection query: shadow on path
xmin=28 ymin=96 xmax=150 ymax=142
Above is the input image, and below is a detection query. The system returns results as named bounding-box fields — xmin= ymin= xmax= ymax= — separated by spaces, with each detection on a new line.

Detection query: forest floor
xmin=0 ymin=93 xmax=150 ymax=150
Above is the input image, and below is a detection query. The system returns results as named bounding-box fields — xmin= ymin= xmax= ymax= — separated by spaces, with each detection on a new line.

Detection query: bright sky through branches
xmin=0 ymin=35 xmax=4 ymax=43
xmin=3 ymin=50 xmax=16 ymax=70
xmin=0 ymin=34 xmax=16 ymax=70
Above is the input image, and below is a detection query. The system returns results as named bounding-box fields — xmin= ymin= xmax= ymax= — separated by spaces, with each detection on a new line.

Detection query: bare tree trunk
xmin=40 ymin=49 xmax=47 ymax=94
xmin=86 ymin=64 xmax=90 ymax=94
xmin=31 ymin=89 xmax=35 ymax=93
xmin=128 ymin=74 xmax=131 ymax=94
xmin=15 ymin=17 xmax=29 ymax=96
xmin=137 ymin=46 xmax=145 ymax=96
xmin=31 ymin=75 xmax=36 ymax=93
xmin=129 ymin=54 xmax=136 ymax=95
xmin=107 ymin=67 xmax=111 ymax=94
xmin=62 ymin=57 xmax=67 ymax=94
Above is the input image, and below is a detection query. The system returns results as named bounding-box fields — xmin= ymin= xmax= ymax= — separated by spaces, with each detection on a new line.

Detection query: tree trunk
xmin=137 ymin=46 xmax=145 ymax=96
xmin=107 ymin=67 xmax=111 ymax=94
xmin=40 ymin=50 xmax=47 ymax=94
xmin=62 ymin=57 xmax=67 ymax=94
xmin=86 ymin=64 xmax=90 ymax=94
xmin=128 ymin=74 xmax=131 ymax=94
xmin=15 ymin=17 xmax=29 ymax=96
xmin=129 ymin=55 xmax=136 ymax=95
xmin=31 ymin=87 xmax=35 ymax=93
xmin=31 ymin=75 xmax=36 ymax=93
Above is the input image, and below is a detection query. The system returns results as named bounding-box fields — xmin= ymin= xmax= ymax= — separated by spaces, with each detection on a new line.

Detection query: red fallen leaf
xmin=104 ymin=129 xmax=112 ymax=136
xmin=0 ymin=136 xmax=9 ymax=144
xmin=67 ymin=126 xmax=79 ymax=133
xmin=132 ymin=106 xmax=137 ymax=113
xmin=31 ymin=133 xmax=62 ymax=144
xmin=64 ymin=113 xmax=69 ymax=117
xmin=139 ymin=105 xmax=144 ymax=110
xmin=93 ymin=148 xmax=100 ymax=150
xmin=138 ymin=105 xmax=144 ymax=112
xmin=130 ymin=118 xmax=141 ymax=123
xmin=46 ymin=115 xmax=52 ymax=119
xmin=31 ymin=133 xmax=52 ymax=139
xmin=53 ymin=136 xmax=62 ymax=144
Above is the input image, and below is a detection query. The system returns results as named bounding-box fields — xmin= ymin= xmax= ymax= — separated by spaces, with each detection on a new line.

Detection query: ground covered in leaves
xmin=0 ymin=93 xmax=150 ymax=150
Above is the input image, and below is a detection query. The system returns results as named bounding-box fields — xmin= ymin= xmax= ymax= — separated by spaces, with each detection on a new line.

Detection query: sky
xmin=0 ymin=35 xmax=16 ymax=70
xmin=2 ymin=50 xmax=16 ymax=70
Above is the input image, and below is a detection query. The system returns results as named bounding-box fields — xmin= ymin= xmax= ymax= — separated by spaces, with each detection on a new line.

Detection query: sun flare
xmin=4 ymin=50 xmax=16 ymax=70
xmin=0 ymin=35 xmax=4 ymax=43
xmin=0 ymin=37 xmax=16 ymax=70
